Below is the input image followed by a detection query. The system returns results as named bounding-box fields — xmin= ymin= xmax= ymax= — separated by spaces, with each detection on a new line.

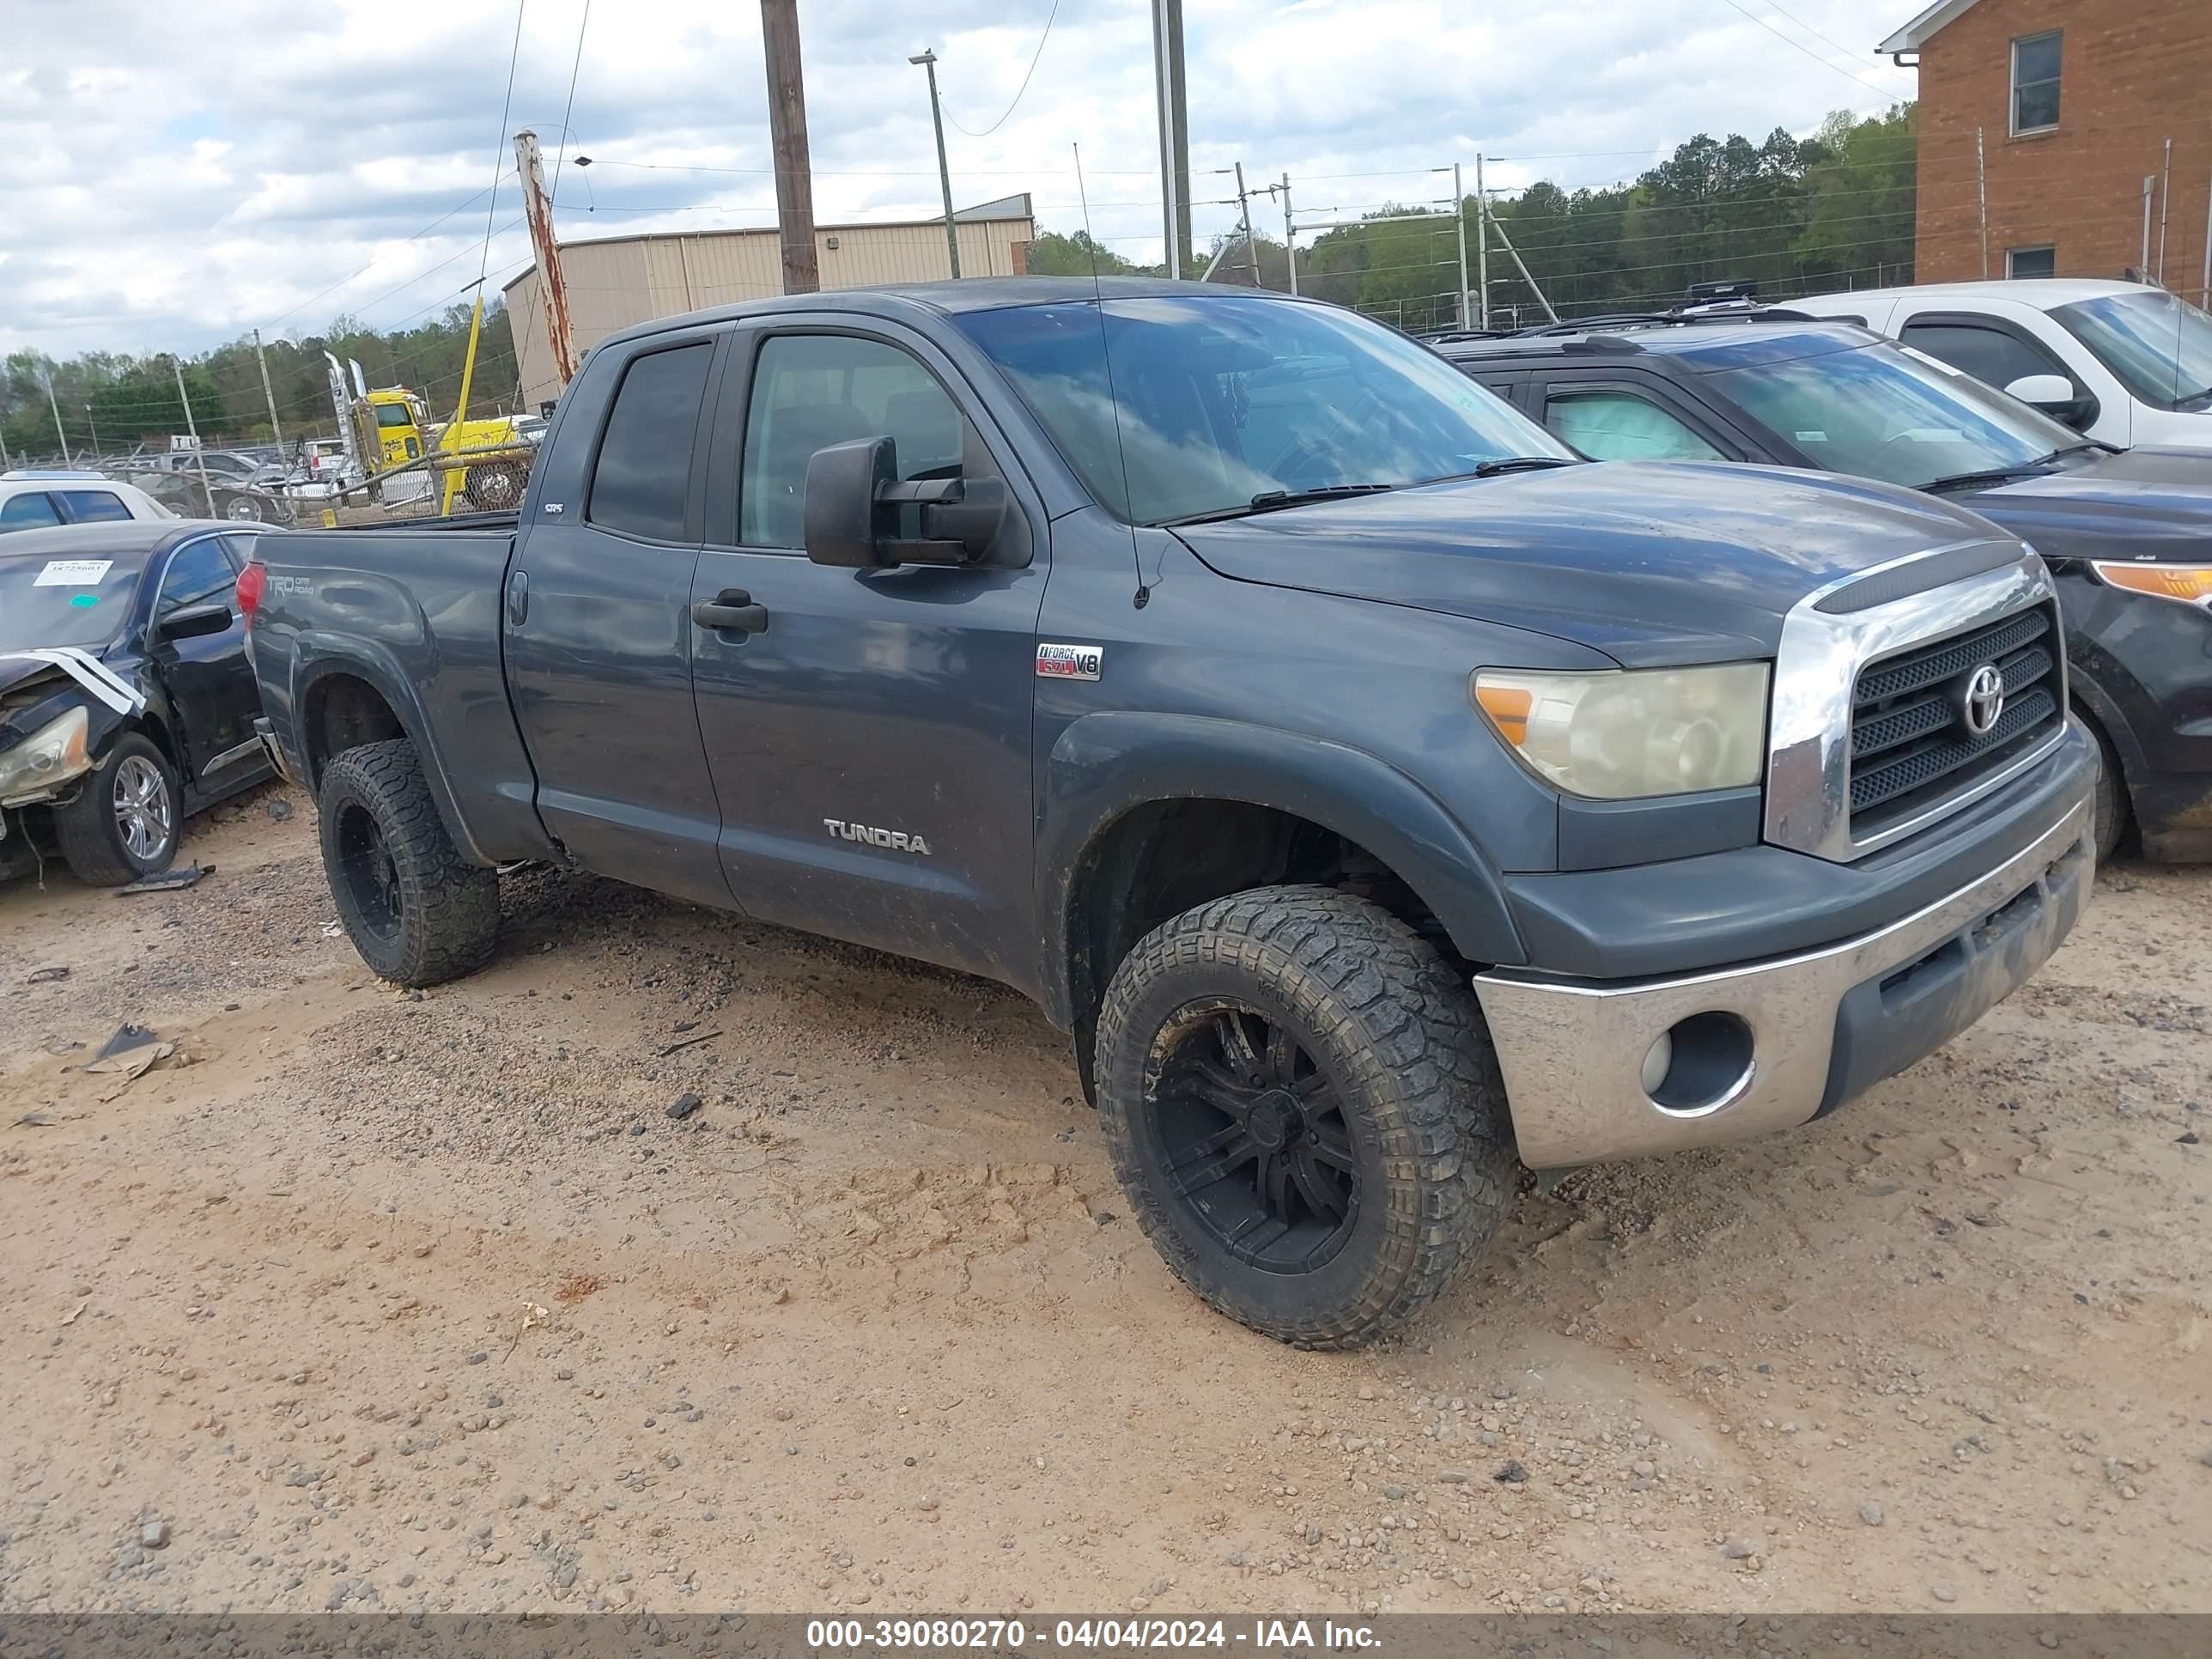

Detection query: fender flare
xmin=2066 ymin=668 xmax=2147 ymax=801
xmin=1036 ymin=710 xmax=1527 ymax=1028
xmin=290 ymin=639 xmax=495 ymax=866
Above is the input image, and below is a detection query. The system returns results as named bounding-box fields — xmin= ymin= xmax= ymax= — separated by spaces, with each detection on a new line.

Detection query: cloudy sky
xmin=0 ymin=0 xmax=1921 ymax=359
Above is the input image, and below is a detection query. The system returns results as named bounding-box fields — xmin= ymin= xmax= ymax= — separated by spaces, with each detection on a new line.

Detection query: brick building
xmin=1877 ymin=0 xmax=2212 ymax=296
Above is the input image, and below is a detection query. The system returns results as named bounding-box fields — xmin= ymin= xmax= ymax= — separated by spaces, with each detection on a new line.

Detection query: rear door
xmin=503 ymin=330 xmax=733 ymax=907
xmin=686 ymin=319 xmax=1049 ymax=987
xmin=148 ymin=532 xmax=260 ymax=787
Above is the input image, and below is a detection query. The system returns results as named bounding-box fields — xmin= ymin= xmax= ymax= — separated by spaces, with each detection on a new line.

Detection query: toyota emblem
xmin=1960 ymin=663 xmax=2006 ymax=737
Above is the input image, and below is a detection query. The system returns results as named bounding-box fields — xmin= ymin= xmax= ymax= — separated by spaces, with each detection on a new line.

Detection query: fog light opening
xmin=1645 ymin=1012 xmax=1756 ymax=1115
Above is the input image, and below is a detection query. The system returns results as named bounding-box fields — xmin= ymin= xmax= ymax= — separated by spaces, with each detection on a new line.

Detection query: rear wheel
xmin=222 ymin=493 xmax=268 ymax=522
xmin=56 ymin=733 xmax=179 ymax=886
xmin=465 ymin=462 xmax=526 ymax=512
xmin=317 ymin=739 xmax=500 ymax=985
xmin=1094 ymin=886 xmax=1516 ymax=1349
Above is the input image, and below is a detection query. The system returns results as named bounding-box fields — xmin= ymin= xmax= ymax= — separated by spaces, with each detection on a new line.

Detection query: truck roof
xmin=597 ymin=276 xmax=1312 ymax=355
xmin=1437 ymin=318 xmax=1878 ymax=371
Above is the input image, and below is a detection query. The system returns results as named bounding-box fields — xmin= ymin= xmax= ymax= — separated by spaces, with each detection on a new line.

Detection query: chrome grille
xmin=1848 ymin=603 xmax=2063 ymax=838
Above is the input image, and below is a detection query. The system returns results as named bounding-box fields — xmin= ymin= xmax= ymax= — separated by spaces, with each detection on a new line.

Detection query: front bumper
xmin=1474 ymin=784 xmax=2094 ymax=1169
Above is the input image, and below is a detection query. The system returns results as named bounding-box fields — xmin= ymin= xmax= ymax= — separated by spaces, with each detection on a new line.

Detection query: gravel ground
xmin=1 ymin=790 xmax=2207 ymax=1617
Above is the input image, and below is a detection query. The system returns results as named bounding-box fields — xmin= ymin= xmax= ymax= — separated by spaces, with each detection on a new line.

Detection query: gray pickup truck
xmin=240 ymin=277 xmax=2095 ymax=1346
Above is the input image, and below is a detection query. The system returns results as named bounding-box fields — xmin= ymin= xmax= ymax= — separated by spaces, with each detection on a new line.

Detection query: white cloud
xmin=0 ymin=0 xmax=1918 ymax=356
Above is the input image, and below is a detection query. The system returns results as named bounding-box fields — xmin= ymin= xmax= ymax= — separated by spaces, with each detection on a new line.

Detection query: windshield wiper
xmin=1918 ymin=461 xmax=2057 ymax=492
xmin=1158 ymin=483 xmax=1395 ymax=526
xmin=2042 ymin=440 xmax=2118 ymax=462
xmin=1469 ymin=456 xmax=1581 ymax=477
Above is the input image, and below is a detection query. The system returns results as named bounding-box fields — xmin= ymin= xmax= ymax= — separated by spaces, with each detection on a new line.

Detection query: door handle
xmin=692 ymin=589 xmax=769 ymax=635
xmin=506 ymin=568 xmax=530 ymax=627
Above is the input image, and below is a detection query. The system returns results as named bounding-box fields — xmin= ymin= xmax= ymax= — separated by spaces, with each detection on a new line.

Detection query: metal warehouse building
xmin=504 ymin=194 xmax=1036 ymax=406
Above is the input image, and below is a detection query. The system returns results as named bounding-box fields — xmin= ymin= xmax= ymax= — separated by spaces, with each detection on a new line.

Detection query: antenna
xmin=1073 ymin=143 xmax=1150 ymax=609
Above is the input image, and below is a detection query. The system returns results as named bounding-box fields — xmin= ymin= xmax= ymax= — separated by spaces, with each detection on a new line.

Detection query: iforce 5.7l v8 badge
xmin=1036 ymin=642 xmax=1103 ymax=682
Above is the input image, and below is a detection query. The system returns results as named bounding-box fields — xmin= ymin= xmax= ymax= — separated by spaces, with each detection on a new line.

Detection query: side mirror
xmin=157 ymin=601 xmax=233 ymax=642
xmin=2004 ymin=373 xmax=2092 ymax=428
xmin=803 ymin=435 xmax=1010 ymax=568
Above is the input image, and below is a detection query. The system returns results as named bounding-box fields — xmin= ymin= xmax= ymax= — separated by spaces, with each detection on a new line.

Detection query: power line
xmin=260 ymin=179 xmax=511 ymax=332
xmin=1713 ymin=0 xmax=1917 ymax=102
xmin=945 ymin=0 xmax=1061 ymax=139
xmin=550 ymin=0 xmax=593 ymax=207
xmin=1754 ymin=0 xmax=1899 ymax=71
xmin=478 ymin=0 xmax=528 ymax=288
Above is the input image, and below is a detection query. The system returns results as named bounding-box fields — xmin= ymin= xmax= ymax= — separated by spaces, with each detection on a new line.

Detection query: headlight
xmin=1473 ymin=663 xmax=1770 ymax=799
xmin=0 ymin=705 xmax=93 ymax=803
xmin=2091 ymin=562 xmax=2212 ymax=608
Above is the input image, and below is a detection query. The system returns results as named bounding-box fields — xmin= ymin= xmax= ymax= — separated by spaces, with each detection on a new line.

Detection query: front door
xmin=689 ymin=322 xmax=1048 ymax=989
xmin=148 ymin=532 xmax=259 ymax=789
xmin=504 ymin=331 xmax=732 ymax=907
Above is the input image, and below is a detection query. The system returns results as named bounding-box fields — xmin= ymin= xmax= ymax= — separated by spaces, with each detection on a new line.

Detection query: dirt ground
xmin=1 ymin=787 xmax=2206 ymax=1619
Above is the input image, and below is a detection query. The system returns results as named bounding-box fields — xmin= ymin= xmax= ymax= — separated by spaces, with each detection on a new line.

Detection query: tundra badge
xmin=824 ymin=819 xmax=932 ymax=855
xmin=1036 ymin=642 xmax=1103 ymax=682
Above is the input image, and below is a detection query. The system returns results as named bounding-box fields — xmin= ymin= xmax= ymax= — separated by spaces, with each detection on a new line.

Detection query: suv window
xmin=740 ymin=334 xmax=964 ymax=550
xmin=0 ymin=492 xmax=62 ymax=530
xmin=1545 ymin=390 xmax=1724 ymax=462
xmin=1898 ymin=320 xmax=2067 ymax=394
xmin=58 ymin=489 xmax=133 ymax=523
xmin=158 ymin=537 xmax=238 ymax=616
xmin=587 ymin=343 xmax=714 ymax=541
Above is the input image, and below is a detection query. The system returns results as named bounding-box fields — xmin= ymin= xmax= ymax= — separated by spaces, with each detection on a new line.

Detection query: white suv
xmin=1791 ymin=280 xmax=2212 ymax=452
xmin=0 ymin=471 xmax=176 ymax=533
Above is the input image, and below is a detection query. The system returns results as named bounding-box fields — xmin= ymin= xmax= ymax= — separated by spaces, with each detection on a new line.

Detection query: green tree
xmin=1021 ymin=230 xmax=1143 ymax=277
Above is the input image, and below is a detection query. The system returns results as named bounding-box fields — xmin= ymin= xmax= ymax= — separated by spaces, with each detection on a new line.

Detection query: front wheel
xmin=465 ymin=461 xmax=526 ymax=512
xmin=56 ymin=733 xmax=179 ymax=886
xmin=223 ymin=493 xmax=268 ymax=522
xmin=317 ymin=739 xmax=500 ymax=985
xmin=1094 ymin=886 xmax=1516 ymax=1348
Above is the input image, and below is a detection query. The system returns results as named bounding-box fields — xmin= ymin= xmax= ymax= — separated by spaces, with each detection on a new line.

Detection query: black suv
xmin=1438 ymin=316 xmax=2212 ymax=862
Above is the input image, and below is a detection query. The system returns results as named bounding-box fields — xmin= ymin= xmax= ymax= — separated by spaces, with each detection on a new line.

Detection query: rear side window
xmin=1 ymin=492 xmax=63 ymax=529
xmin=58 ymin=490 xmax=133 ymax=523
xmin=1547 ymin=391 xmax=1725 ymax=462
xmin=1898 ymin=321 xmax=2068 ymax=392
xmin=587 ymin=343 xmax=714 ymax=541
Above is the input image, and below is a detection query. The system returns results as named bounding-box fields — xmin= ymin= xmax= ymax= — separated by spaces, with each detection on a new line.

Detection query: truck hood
xmin=1170 ymin=460 xmax=2014 ymax=666
xmin=1960 ymin=445 xmax=2212 ymax=562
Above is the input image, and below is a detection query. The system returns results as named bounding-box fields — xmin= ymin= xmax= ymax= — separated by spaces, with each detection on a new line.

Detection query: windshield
xmin=956 ymin=295 xmax=1571 ymax=524
xmin=1710 ymin=339 xmax=2081 ymax=489
xmin=2050 ymin=289 xmax=2212 ymax=410
xmin=0 ymin=555 xmax=141 ymax=651
xmin=374 ymin=403 xmax=414 ymax=429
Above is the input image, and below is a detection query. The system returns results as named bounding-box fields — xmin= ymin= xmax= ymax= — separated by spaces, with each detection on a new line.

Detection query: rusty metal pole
xmin=514 ymin=129 xmax=578 ymax=388
xmin=759 ymin=0 xmax=821 ymax=295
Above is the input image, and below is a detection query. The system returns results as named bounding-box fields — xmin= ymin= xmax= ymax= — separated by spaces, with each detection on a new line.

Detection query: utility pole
xmin=253 ymin=327 xmax=283 ymax=446
xmin=1452 ymin=163 xmax=1470 ymax=329
xmin=515 ymin=129 xmax=580 ymax=386
xmin=759 ymin=0 xmax=821 ymax=295
xmin=0 ymin=428 xmax=11 ymax=471
xmin=84 ymin=404 xmax=100 ymax=455
xmin=908 ymin=51 xmax=961 ymax=279
xmin=1976 ymin=128 xmax=1989 ymax=279
xmin=2157 ymin=137 xmax=2172 ymax=284
xmin=2201 ymin=163 xmax=2211 ymax=307
xmin=1474 ymin=153 xmax=1490 ymax=329
xmin=42 ymin=368 xmax=69 ymax=465
xmin=1151 ymin=0 xmax=1188 ymax=276
xmin=1484 ymin=201 xmax=1557 ymax=324
xmin=173 ymin=359 xmax=216 ymax=518
xmin=2141 ymin=173 xmax=2155 ymax=278
xmin=1234 ymin=161 xmax=1258 ymax=288
xmin=1279 ymin=173 xmax=1297 ymax=295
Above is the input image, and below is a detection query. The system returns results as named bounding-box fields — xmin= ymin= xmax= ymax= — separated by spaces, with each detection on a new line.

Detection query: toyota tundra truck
xmin=238 ymin=278 xmax=2096 ymax=1347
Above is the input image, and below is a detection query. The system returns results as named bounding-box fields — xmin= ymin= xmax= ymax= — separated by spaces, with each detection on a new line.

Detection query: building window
xmin=2007 ymin=246 xmax=2057 ymax=280
xmin=2011 ymin=31 xmax=2060 ymax=134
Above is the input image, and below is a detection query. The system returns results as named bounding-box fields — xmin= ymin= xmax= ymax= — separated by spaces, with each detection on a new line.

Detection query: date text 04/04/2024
xmin=802 ymin=1620 xmax=1381 ymax=1650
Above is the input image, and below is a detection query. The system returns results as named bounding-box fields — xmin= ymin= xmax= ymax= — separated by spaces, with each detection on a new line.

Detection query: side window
xmin=740 ymin=334 xmax=964 ymax=550
xmin=1 ymin=492 xmax=63 ymax=529
xmin=2011 ymin=31 xmax=2060 ymax=134
xmin=1546 ymin=390 xmax=1725 ymax=462
xmin=157 ymin=538 xmax=238 ymax=617
xmin=1899 ymin=321 xmax=2065 ymax=391
xmin=58 ymin=490 xmax=134 ymax=524
xmin=586 ymin=342 xmax=714 ymax=541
